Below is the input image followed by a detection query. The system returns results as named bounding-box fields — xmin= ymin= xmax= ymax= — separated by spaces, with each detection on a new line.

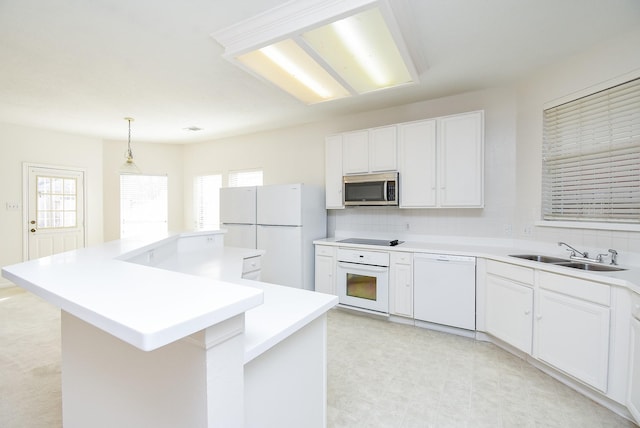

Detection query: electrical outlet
xmin=523 ymin=225 xmax=533 ymax=236
xmin=503 ymin=223 xmax=512 ymax=235
xmin=6 ymin=202 xmax=20 ymax=211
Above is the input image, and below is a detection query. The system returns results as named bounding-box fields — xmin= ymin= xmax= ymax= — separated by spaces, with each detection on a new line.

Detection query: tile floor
xmin=326 ymin=308 xmax=638 ymax=428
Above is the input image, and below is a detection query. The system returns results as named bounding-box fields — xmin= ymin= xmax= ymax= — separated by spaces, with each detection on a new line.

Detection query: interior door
xmin=26 ymin=165 xmax=85 ymax=260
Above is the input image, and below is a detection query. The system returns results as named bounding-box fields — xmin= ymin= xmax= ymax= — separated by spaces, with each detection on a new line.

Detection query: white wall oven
xmin=336 ymin=248 xmax=389 ymax=313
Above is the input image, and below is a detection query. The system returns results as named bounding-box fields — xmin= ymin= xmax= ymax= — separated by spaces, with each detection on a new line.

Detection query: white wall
xmin=515 ymin=26 xmax=640 ymax=254
xmin=0 ymin=123 xmax=104 ymax=286
xmin=103 ymin=140 xmax=184 ymax=241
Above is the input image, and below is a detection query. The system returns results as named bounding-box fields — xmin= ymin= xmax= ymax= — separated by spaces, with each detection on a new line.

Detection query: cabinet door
xmin=342 ymin=130 xmax=369 ymax=174
xmin=628 ymin=317 xmax=640 ymax=424
xmin=369 ymin=126 xmax=397 ymax=172
xmin=535 ymin=289 xmax=610 ymax=392
xmin=314 ymin=255 xmax=335 ymax=295
xmin=397 ymin=119 xmax=437 ymax=207
xmin=390 ymin=253 xmax=413 ymax=317
xmin=325 ymin=135 xmax=344 ymax=209
xmin=438 ymin=111 xmax=483 ymax=207
xmin=485 ymin=274 xmax=533 ymax=354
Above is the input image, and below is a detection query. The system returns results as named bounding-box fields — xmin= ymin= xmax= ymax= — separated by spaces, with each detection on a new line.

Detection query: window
xmin=194 ymin=174 xmax=222 ymax=230
xmin=36 ymin=175 xmax=77 ymax=228
xmin=228 ymin=169 xmax=263 ymax=187
xmin=542 ymin=77 xmax=640 ymax=224
xmin=120 ymin=175 xmax=168 ymax=238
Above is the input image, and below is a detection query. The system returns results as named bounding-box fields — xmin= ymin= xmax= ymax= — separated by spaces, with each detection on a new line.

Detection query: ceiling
xmin=1 ymin=0 xmax=639 ymax=143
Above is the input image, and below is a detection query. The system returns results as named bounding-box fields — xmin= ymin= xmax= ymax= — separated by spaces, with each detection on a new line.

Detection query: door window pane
xmin=36 ymin=175 xmax=78 ymax=229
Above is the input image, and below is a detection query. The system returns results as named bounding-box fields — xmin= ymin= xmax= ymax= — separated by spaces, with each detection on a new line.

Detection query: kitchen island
xmin=2 ymin=231 xmax=337 ymax=428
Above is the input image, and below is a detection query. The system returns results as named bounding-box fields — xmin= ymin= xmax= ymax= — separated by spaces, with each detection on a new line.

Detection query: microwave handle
xmin=383 ymin=180 xmax=388 ymax=201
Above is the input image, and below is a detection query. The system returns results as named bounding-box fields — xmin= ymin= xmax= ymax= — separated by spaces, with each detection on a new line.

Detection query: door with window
xmin=26 ymin=165 xmax=85 ymax=260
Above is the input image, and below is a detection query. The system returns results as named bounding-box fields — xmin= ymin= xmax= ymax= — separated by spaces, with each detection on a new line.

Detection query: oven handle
xmin=337 ymin=261 xmax=389 ymax=272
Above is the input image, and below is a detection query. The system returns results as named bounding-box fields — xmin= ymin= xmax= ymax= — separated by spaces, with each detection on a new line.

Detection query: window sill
xmin=535 ymin=220 xmax=640 ymax=233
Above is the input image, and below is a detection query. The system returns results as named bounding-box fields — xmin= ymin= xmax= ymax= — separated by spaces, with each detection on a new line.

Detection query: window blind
xmin=194 ymin=174 xmax=222 ymax=230
xmin=542 ymin=77 xmax=640 ymax=223
xmin=120 ymin=175 xmax=168 ymax=238
xmin=228 ymin=170 xmax=263 ymax=187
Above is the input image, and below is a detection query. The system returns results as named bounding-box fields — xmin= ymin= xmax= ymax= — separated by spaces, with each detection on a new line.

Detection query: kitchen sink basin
xmin=509 ymin=254 xmax=569 ymax=263
xmin=508 ymin=254 xmax=626 ymax=271
xmin=552 ymin=262 xmax=626 ymax=271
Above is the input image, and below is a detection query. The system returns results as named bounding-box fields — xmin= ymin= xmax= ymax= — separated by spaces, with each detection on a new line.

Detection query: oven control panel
xmin=337 ymin=248 xmax=389 ymax=267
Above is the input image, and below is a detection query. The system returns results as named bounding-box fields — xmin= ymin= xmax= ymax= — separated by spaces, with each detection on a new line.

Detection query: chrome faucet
xmin=608 ymin=249 xmax=618 ymax=265
xmin=558 ymin=242 xmax=588 ymax=258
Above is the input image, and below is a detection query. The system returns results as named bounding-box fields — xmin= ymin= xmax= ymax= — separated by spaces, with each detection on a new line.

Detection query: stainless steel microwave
xmin=343 ymin=172 xmax=399 ymax=206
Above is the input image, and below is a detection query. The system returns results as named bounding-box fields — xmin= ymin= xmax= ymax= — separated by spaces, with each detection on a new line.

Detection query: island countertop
xmin=2 ymin=231 xmax=337 ymax=356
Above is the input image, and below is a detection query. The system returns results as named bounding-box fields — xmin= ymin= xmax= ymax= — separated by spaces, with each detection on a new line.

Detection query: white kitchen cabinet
xmin=535 ymin=272 xmax=611 ymax=392
xmin=325 ymin=135 xmax=344 ymax=209
xmin=389 ymin=252 xmax=413 ymax=317
xmin=438 ymin=111 xmax=484 ymax=207
xmin=343 ymin=125 xmax=396 ymax=175
xmin=629 ymin=314 xmax=640 ymax=424
xmin=397 ymin=119 xmax=437 ymax=207
xmin=314 ymin=245 xmax=336 ymax=295
xmin=484 ymin=271 xmax=533 ymax=354
xmin=241 ymin=255 xmax=262 ymax=281
xmin=397 ymin=111 xmax=484 ymax=208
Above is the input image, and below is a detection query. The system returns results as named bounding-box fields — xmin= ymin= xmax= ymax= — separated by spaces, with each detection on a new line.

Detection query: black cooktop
xmin=337 ymin=238 xmax=404 ymax=246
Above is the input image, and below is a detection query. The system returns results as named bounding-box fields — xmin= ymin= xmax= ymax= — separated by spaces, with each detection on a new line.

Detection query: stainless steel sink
xmin=509 ymin=254 xmax=569 ymax=263
xmin=508 ymin=254 xmax=626 ymax=271
xmin=552 ymin=262 xmax=626 ymax=271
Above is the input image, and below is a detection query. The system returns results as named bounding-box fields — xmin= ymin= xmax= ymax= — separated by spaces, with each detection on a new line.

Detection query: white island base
xmin=62 ymin=311 xmax=327 ymax=428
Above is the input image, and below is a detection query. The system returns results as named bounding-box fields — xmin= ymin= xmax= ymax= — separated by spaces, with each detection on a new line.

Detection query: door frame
xmin=22 ymin=162 xmax=88 ymax=261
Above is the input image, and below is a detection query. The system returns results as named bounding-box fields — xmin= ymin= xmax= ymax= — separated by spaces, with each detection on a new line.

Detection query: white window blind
xmin=228 ymin=169 xmax=263 ymax=187
xmin=194 ymin=174 xmax=222 ymax=230
xmin=120 ymin=175 xmax=168 ymax=238
xmin=542 ymin=77 xmax=640 ymax=224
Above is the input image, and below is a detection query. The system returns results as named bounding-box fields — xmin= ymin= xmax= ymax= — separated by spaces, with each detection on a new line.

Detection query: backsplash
xmin=327 ymin=208 xmax=640 ymax=265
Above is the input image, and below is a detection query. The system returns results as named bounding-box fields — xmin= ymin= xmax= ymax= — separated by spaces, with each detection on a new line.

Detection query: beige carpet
xmin=0 ymin=288 xmax=62 ymax=428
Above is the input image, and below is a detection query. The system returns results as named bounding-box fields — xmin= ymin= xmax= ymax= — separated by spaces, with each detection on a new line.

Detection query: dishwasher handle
xmin=414 ymin=253 xmax=476 ymax=264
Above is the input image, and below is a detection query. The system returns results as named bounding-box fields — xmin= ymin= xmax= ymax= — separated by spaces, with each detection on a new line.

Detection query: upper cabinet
xmin=398 ymin=111 xmax=484 ymax=208
xmin=437 ymin=111 xmax=484 ymax=207
xmin=325 ymin=135 xmax=344 ymax=210
xmin=343 ymin=125 xmax=397 ymax=174
xmin=325 ymin=110 xmax=484 ymax=209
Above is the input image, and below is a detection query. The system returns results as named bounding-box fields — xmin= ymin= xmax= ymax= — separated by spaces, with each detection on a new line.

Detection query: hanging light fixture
xmin=118 ymin=117 xmax=141 ymax=174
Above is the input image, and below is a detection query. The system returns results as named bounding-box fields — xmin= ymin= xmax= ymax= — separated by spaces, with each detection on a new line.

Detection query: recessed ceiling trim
xmin=212 ymin=0 xmax=378 ymax=57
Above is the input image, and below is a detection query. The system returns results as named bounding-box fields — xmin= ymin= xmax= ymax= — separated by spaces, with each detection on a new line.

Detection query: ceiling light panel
xmin=237 ymin=38 xmax=350 ymax=104
xmin=212 ymin=0 xmax=418 ymax=104
xmin=302 ymin=7 xmax=414 ymax=94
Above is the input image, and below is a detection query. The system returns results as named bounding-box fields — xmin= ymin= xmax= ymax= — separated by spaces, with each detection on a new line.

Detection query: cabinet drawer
xmin=538 ymin=271 xmax=610 ymax=306
xmin=391 ymin=252 xmax=412 ymax=265
xmin=242 ymin=256 xmax=261 ymax=274
xmin=315 ymin=245 xmax=335 ymax=257
xmin=486 ymin=260 xmax=534 ymax=285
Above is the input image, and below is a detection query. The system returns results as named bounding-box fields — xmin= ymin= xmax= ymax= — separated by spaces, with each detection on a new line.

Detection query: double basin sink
xmin=509 ymin=254 xmax=626 ymax=271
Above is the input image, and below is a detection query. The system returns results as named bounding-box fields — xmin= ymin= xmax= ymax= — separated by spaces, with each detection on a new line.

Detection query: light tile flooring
xmin=326 ymin=308 xmax=638 ymax=428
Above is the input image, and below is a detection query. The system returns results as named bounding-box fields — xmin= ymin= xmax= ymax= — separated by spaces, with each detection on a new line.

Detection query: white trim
xmin=535 ymin=220 xmax=640 ymax=233
xmin=544 ymin=68 xmax=640 ymax=110
xmin=22 ymin=162 xmax=88 ymax=261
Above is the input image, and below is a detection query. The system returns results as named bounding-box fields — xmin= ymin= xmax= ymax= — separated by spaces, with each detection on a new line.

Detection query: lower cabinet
xmin=628 ymin=315 xmax=640 ymax=424
xmin=389 ymin=252 xmax=413 ymax=317
xmin=485 ymin=274 xmax=533 ymax=354
xmin=535 ymin=273 xmax=611 ymax=392
xmin=314 ymin=245 xmax=336 ymax=295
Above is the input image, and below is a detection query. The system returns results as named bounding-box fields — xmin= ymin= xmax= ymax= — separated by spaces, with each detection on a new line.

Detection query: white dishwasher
xmin=413 ymin=253 xmax=476 ymax=330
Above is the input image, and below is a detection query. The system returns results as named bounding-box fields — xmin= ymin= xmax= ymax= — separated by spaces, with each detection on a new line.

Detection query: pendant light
xmin=118 ymin=117 xmax=141 ymax=174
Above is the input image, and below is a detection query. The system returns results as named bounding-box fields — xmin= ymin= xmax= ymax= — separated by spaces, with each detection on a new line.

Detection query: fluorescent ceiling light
xmin=237 ymin=39 xmax=350 ymax=104
xmin=212 ymin=0 xmax=418 ymax=105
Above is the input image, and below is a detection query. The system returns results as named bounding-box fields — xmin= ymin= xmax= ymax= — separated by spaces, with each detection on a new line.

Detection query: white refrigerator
xmin=219 ymin=186 xmax=257 ymax=248
xmin=256 ymin=183 xmax=326 ymax=291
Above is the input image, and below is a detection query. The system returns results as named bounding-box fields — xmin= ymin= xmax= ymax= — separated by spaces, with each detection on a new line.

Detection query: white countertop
xmin=2 ymin=232 xmax=337 ymax=355
xmin=315 ymin=237 xmax=640 ymax=295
